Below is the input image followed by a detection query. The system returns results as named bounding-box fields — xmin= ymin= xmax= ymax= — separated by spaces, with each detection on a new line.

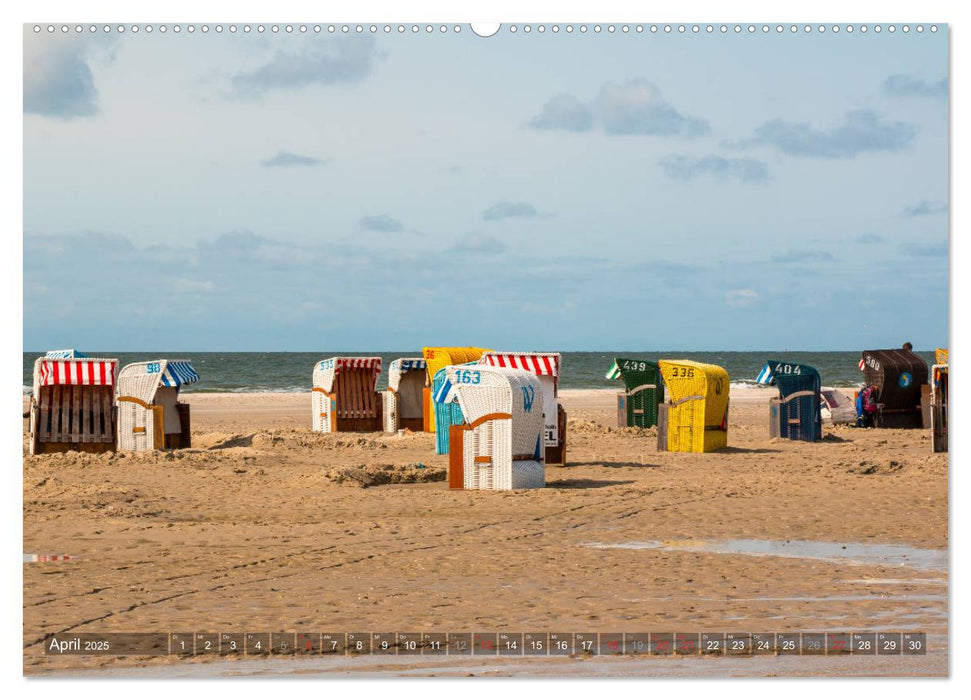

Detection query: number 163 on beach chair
xmin=442 ymin=365 xmax=545 ymax=490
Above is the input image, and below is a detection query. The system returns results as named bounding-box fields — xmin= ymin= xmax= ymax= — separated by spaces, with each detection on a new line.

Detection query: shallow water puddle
xmin=584 ymin=539 xmax=947 ymax=572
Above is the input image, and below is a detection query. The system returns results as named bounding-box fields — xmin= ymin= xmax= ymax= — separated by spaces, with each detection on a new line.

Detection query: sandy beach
xmin=22 ymin=387 xmax=948 ymax=677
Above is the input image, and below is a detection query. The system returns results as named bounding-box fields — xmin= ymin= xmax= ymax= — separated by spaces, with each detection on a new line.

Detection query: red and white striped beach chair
xmin=479 ymin=352 xmax=566 ymax=465
xmin=29 ymin=351 xmax=119 ymax=455
xmin=312 ymin=357 xmax=383 ymax=433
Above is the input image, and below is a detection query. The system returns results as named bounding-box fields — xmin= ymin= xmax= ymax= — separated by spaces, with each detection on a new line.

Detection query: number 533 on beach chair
xmin=312 ymin=357 xmax=383 ymax=433
xmin=443 ymin=365 xmax=545 ymax=490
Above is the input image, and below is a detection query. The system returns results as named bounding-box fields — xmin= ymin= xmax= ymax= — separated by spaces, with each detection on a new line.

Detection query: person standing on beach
xmin=857 ymin=384 xmax=880 ymax=428
xmin=903 ymin=342 xmax=914 ymax=352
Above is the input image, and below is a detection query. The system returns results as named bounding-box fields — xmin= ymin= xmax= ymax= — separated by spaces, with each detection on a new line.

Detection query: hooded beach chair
xmin=421 ymin=346 xmax=492 ymax=434
xmin=29 ymin=351 xmax=118 ymax=455
xmin=384 ymin=358 xmax=429 ymax=432
xmin=756 ymin=360 xmax=822 ymax=442
xmin=930 ymin=348 xmax=948 ymax=452
xmin=657 ymin=360 xmax=730 ymax=453
xmin=480 ymin=352 xmax=566 ymax=465
xmin=312 ymin=357 xmax=383 ymax=433
xmin=116 ymin=360 xmax=199 ymax=451
xmin=442 ymin=365 xmax=545 ymax=490
xmin=859 ymin=349 xmax=929 ymax=428
xmin=431 ymin=367 xmax=468 ymax=454
xmin=606 ymin=358 xmax=664 ymax=428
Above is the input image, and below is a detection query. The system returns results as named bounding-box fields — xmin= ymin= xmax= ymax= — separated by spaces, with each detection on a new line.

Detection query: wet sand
xmin=22 ymin=388 xmax=948 ymax=677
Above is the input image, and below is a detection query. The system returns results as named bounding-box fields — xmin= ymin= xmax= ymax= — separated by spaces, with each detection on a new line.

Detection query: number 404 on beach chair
xmin=312 ymin=357 xmax=383 ymax=433
xmin=116 ymin=360 xmax=199 ymax=451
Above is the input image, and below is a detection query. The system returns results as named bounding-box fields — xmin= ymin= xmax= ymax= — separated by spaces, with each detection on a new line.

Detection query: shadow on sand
xmin=546 ymin=478 xmax=635 ymax=489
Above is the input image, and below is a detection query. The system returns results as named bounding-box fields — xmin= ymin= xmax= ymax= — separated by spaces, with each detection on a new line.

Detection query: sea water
xmin=23 ymin=350 xmax=936 ymax=394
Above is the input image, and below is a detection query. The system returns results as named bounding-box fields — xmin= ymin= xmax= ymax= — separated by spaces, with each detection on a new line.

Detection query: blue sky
xmin=23 ymin=25 xmax=948 ymax=351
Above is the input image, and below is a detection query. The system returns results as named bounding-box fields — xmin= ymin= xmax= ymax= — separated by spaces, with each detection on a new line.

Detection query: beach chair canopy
xmin=755 ymin=360 xmax=821 ymax=396
xmin=33 ymin=356 xmax=118 ymax=396
xmin=607 ymin=357 xmax=664 ymax=428
xmin=44 ymin=349 xmax=88 ymax=359
xmin=387 ymin=358 xmax=426 ymax=392
xmin=118 ymin=360 xmax=199 ymax=404
xmin=607 ymin=357 xmax=661 ymax=391
xmin=935 ymin=348 xmax=948 ymax=366
xmin=422 ymin=346 xmax=492 ymax=386
xmin=659 ymin=359 xmax=730 ymax=427
xmin=860 ymin=349 xmax=928 ymax=410
xmin=480 ymin=352 xmax=560 ymax=382
xmin=313 ymin=357 xmax=382 ymax=394
xmin=446 ymin=366 xmax=542 ymax=434
xmin=481 ymin=352 xmax=563 ymax=447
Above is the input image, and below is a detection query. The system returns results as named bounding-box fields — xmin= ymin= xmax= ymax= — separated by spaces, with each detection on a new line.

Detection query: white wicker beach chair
xmin=479 ymin=352 xmax=565 ymax=464
xmin=444 ymin=365 xmax=545 ymax=490
xmin=116 ymin=360 xmax=199 ymax=451
xmin=29 ymin=353 xmax=119 ymax=455
xmin=384 ymin=358 xmax=428 ymax=432
xmin=312 ymin=357 xmax=383 ymax=433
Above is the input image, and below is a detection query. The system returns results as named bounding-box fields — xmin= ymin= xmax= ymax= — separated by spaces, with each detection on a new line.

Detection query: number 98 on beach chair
xmin=312 ymin=357 xmax=383 ymax=433
xmin=117 ymin=360 xmax=199 ymax=451
xmin=443 ymin=366 xmax=545 ymax=490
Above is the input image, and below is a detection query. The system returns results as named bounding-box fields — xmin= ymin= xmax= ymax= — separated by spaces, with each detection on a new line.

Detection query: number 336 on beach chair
xmin=116 ymin=360 xmax=199 ymax=451
xmin=657 ymin=359 xmax=730 ymax=453
xmin=312 ymin=357 xmax=383 ymax=433
xmin=443 ymin=365 xmax=546 ymax=490
xmin=29 ymin=350 xmax=118 ymax=455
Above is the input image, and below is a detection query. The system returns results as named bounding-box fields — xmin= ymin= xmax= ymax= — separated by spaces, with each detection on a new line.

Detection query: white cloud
xmin=724 ymin=289 xmax=760 ymax=309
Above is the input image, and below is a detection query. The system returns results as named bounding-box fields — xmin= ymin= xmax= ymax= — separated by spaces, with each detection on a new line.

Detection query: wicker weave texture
xmin=117 ymin=399 xmax=155 ymax=451
xmin=447 ymin=366 xmax=545 ymax=490
xmin=659 ymin=359 xmax=730 ymax=453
